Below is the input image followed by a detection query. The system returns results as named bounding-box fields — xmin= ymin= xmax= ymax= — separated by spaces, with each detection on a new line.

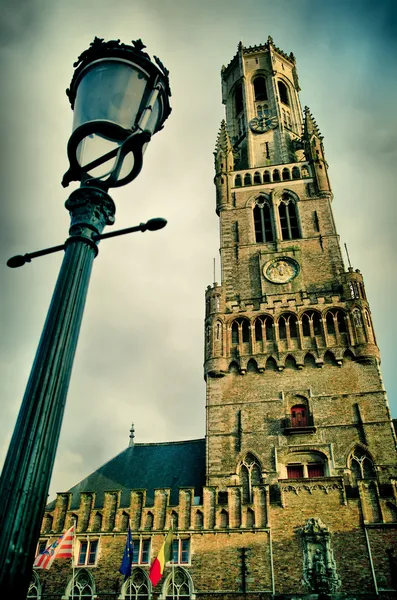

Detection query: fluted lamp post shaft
xmin=0 ymin=188 xmax=115 ymax=597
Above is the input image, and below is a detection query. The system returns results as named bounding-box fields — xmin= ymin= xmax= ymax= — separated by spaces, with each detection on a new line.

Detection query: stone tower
xmin=205 ymin=37 xmax=397 ymax=595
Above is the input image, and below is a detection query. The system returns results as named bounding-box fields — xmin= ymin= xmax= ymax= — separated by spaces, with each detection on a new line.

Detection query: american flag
xmin=34 ymin=526 xmax=74 ymax=569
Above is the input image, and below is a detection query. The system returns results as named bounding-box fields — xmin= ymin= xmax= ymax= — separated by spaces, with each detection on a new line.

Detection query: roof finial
xmin=129 ymin=423 xmax=135 ymax=447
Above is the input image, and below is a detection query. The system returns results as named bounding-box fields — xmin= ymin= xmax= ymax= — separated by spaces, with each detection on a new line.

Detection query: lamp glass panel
xmin=73 ymin=60 xmax=149 ymax=132
xmin=76 ymin=134 xmax=134 ymax=180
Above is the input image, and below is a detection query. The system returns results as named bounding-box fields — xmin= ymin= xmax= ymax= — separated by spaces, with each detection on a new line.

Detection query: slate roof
xmin=47 ymin=438 xmax=206 ymax=511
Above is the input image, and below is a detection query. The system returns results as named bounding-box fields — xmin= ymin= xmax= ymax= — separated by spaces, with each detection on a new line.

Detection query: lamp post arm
xmin=7 ymin=219 xmax=167 ymax=268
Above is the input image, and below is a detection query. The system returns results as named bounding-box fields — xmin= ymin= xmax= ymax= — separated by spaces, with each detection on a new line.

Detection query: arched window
xmin=231 ymin=318 xmax=250 ymax=345
xmin=272 ymin=169 xmax=280 ymax=182
xmin=255 ymin=316 xmax=274 ymax=342
xmin=278 ymin=81 xmax=289 ymax=105
xmin=282 ymin=168 xmax=290 ymax=181
xmin=42 ymin=513 xmax=53 ymax=534
xmin=92 ymin=512 xmax=102 ymax=532
xmin=263 ymin=170 xmax=271 ymax=183
xmin=231 ymin=321 xmax=239 ymax=345
xmin=292 ymin=166 xmax=300 ymax=179
xmin=291 ymin=404 xmax=307 ymax=427
xmin=326 ymin=312 xmax=335 ymax=335
xmin=279 ymin=194 xmax=300 ymax=239
xmin=244 ymin=173 xmax=252 ymax=186
xmin=278 ymin=316 xmax=287 ymax=339
xmin=66 ymin=570 xmax=95 ymax=600
xmin=253 ymin=77 xmax=268 ymax=101
xmin=194 ymin=510 xmax=204 ymax=529
xmin=301 ymin=311 xmax=322 ymax=337
xmin=121 ymin=568 xmax=150 ymax=600
xmin=289 ymin=315 xmax=298 ymax=338
xmin=171 ymin=511 xmax=179 ymax=529
xmin=336 ymin=310 xmax=346 ymax=334
xmin=144 ymin=512 xmax=154 ymax=530
xmin=349 ymin=448 xmax=376 ymax=481
xmin=27 ymin=572 xmax=41 ymax=600
xmin=255 ymin=319 xmax=262 ymax=342
xmin=253 ymin=171 xmax=261 ymax=184
xmin=234 ymin=174 xmax=242 ymax=187
xmin=234 ymin=84 xmax=243 ymax=116
xmin=253 ymin=198 xmax=274 ymax=242
xmin=246 ymin=507 xmax=255 ymax=528
xmin=219 ymin=509 xmax=229 ymax=528
xmin=239 ymin=454 xmax=262 ymax=504
xmin=165 ymin=568 xmax=193 ymax=599
xmin=119 ymin=512 xmax=129 ymax=531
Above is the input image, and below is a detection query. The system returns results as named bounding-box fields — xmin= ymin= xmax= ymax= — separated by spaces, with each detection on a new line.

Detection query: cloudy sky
xmin=1 ymin=0 xmax=396 ymax=499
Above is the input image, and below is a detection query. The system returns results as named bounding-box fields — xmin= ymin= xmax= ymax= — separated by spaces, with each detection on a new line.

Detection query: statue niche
xmin=301 ymin=517 xmax=341 ymax=594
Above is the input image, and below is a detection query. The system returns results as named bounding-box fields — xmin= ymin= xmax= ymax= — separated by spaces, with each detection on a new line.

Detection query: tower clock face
xmin=249 ymin=115 xmax=278 ymax=133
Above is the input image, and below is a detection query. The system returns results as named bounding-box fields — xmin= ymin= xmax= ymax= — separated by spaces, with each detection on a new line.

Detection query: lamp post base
xmin=0 ymin=186 xmax=115 ymax=598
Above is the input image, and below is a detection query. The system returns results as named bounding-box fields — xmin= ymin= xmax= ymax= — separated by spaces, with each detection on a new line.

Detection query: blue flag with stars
xmin=119 ymin=525 xmax=134 ymax=580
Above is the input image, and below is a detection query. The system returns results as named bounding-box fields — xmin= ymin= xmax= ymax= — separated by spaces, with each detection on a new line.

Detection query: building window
xmin=254 ymin=315 xmax=274 ymax=342
xmin=292 ymin=166 xmax=300 ymax=179
xmin=291 ymin=405 xmax=307 ymax=427
xmin=263 ymin=170 xmax=271 ymax=182
xmin=171 ymin=538 xmax=190 ymax=564
xmin=287 ymin=465 xmax=303 ymax=479
xmin=67 ymin=570 xmax=95 ymax=599
xmin=27 ymin=572 xmax=41 ymax=600
xmin=254 ymin=171 xmax=261 ymax=184
xmin=165 ymin=568 xmax=192 ymax=599
xmin=77 ymin=540 xmax=98 ymax=566
xmin=349 ymin=447 xmax=376 ymax=481
xmin=130 ymin=538 xmax=151 ymax=565
xmin=235 ymin=174 xmax=242 ymax=187
xmin=301 ymin=311 xmax=322 ymax=337
xmin=278 ymin=81 xmax=289 ymax=105
xmin=239 ymin=453 xmax=262 ymax=503
xmin=279 ymin=194 xmax=300 ymax=239
xmin=253 ymin=199 xmax=274 ymax=242
xmin=231 ymin=318 xmax=250 ymax=345
xmin=308 ymin=463 xmax=324 ymax=478
xmin=253 ymin=77 xmax=268 ymax=101
xmin=282 ymin=168 xmax=290 ymax=180
xmin=273 ymin=169 xmax=281 ymax=182
xmin=36 ymin=540 xmax=47 ymax=558
xmin=121 ymin=568 xmax=150 ymax=600
xmin=244 ymin=172 xmax=252 ymax=185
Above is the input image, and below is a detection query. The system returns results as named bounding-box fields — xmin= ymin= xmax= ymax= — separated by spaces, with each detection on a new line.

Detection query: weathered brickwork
xmin=32 ymin=38 xmax=397 ymax=600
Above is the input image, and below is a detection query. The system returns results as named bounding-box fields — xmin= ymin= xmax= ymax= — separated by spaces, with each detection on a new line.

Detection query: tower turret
xmin=303 ymin=106 xmax=331 ymax=194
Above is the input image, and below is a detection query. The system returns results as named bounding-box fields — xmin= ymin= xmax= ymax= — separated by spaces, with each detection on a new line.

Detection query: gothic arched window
xmin=272 ymin=169 xmax=281 ymax=182
xmin=253 ymin=77 xmax=268 ymax=101
xmin=263 ymin=170 xmax=271 ymax=183
xmin=254 ymin=171 xmax=261 ymax=184
xmin=234 ymin=174 xmax=242 ymax=187
xmin=279 ymin=194 xmax=300 ymax=239
xmin=282 ymin=168 xmax=290 ymax=181
xmin=231 ymin=318 xmax=250 ymax=345
xmin=326 ymin=311 xmax=336 ymax=335
xmin=292 ymin=166 xmax=300 ymax=179
xmin=253 ymin=198 xmax=274 ymax=243
xmin=244 ymin=173 xmax=252 ymax=186
xmin=122 ymin=569 xmax=150 ymax=600
xmin=239 ymin=454 xmax=262 ymax=504
xmin=278 ymin=81 xmax=289 ymax=105
xmin=349 ymin=447 xmax=376 ymax=482
xmin=27 ymin=572 xmax=41 ymax=600
xmin=66 ymin=570 xmax=95 ymax=600
xmin=165 ymin=568 xmax=193 ymax=599
xmin=301 ymin=311 xmax=322 ymax=337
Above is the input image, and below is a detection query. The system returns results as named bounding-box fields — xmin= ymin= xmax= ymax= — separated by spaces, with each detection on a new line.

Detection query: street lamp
xmin=0 ymin=38 xmax=171 ymax=598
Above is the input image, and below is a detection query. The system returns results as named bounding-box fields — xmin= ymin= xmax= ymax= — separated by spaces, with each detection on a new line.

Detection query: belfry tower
xmin=205 ymin=37 xmax=397 ymax=595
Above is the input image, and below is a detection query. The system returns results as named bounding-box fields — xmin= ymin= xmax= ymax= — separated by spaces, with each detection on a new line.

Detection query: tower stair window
xmin=235 ymin=84 xmax=243 ymax=116
xmin=291 ymin=405 xmax=307 ymax=427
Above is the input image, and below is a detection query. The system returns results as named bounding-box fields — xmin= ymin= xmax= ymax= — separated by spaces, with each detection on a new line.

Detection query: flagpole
xmin=72 ymin=518 xmax=76 ymax=600
xmin=172 ymin=527 xmax=176 ymax=600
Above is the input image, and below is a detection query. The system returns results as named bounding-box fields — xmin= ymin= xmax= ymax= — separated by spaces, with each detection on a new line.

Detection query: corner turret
xmin=303 ymin=106 xmax=331 ymax=195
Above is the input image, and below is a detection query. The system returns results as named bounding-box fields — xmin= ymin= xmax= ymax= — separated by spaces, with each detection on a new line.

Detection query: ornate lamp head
xmin=63 ymin=38 xmax=171 ymax=189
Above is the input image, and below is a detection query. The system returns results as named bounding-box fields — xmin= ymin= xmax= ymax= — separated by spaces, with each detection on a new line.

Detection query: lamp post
xmin=0 ymin=38 xmax=171 ymax=598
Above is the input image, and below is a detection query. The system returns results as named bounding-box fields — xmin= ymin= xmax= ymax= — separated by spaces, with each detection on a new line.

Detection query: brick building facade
xmin=30 ymin=38 xmax=397 ymax=600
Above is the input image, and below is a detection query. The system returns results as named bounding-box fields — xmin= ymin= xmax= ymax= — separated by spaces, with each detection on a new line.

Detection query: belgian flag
xmin=149 ymin=528 xmax=173 ymax=586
